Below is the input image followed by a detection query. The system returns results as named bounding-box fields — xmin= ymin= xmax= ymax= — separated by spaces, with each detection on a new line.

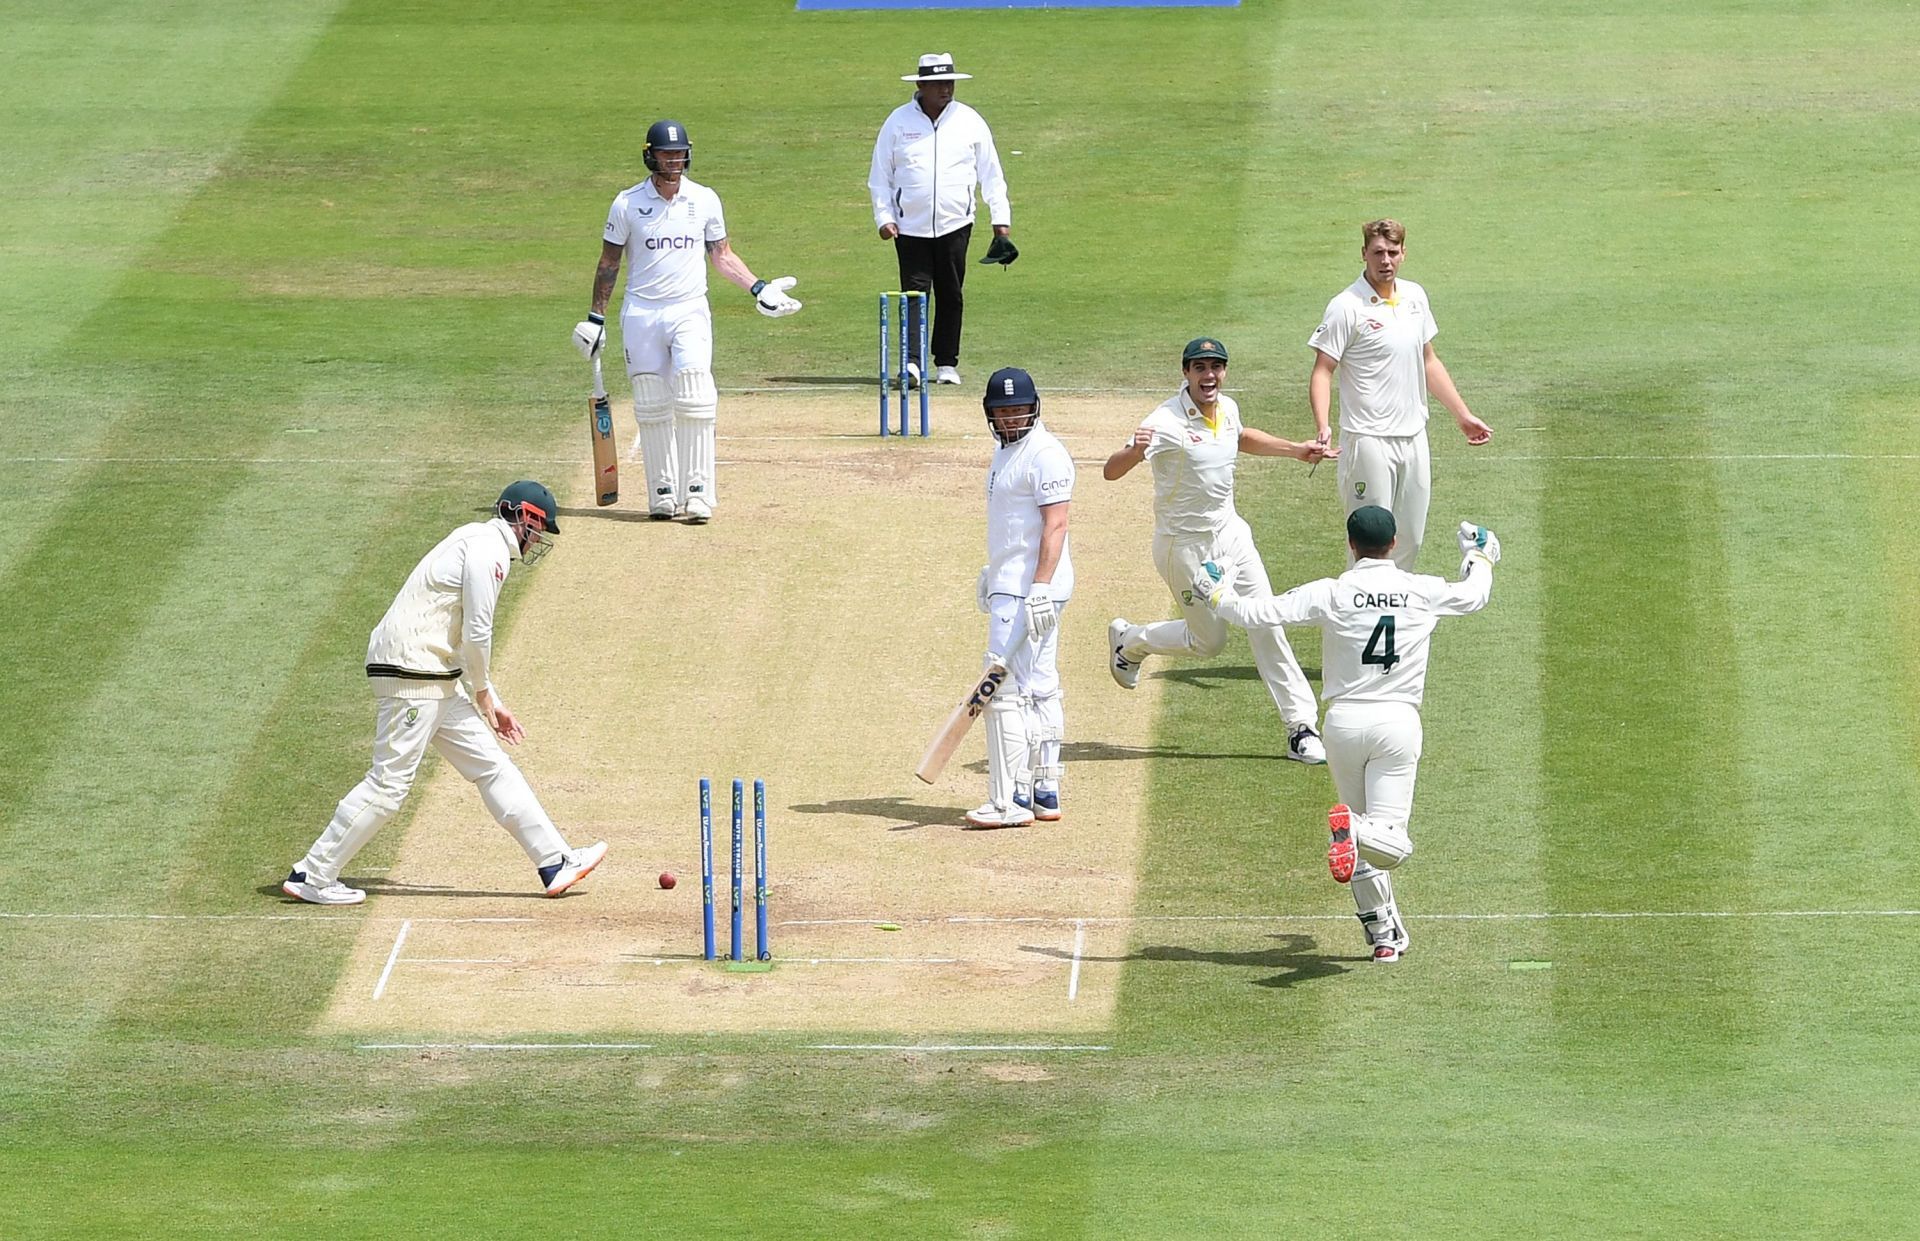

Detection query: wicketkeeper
xmin=1193 ymin=506 xmax=1501 ymax=962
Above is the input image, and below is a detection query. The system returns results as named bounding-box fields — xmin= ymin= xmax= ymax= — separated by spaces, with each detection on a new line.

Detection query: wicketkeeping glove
xmin=1190 ymin=560 xmax=1233 ymax=609
xmin=979 ymin=235 xmax=1019 ymax=266
xmin=751 ymin=277 xmax=802 ymax=318
xmin=1457 ymin=521 xmax=1502 ymax=564
xmin=572 ymin=314 xmax=605 ymax=359
xmin=1024 ymin=582 xmax=1058 ymax=639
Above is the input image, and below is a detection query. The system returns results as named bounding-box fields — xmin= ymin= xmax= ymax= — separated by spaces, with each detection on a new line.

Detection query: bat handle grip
xmin=592 ymin=355 xmax=608 ymax=400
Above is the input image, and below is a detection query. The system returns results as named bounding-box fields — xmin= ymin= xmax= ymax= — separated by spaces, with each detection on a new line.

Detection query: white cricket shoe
xmin=904 ymin=361 xmax=921 ymax=390
xmin=1286 ymin=724 xmax=1326 ymax=765
xmin=540 ymin=841 xmax=609 ymax=897
xmin=936 ymin=365 xmax=962 ymax=385
xmin=1107 ymin=618 xmax=1142 ymax=690
xmin=282 ymin=869 xmax=366 ymax=906
xmin=965 ymin=801 xmax=1035 ymax=829
xmin=684 ymin=495 xmax=712 ymax=525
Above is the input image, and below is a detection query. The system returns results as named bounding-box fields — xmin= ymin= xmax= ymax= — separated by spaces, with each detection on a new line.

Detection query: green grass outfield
xmin=5 ymin=0 xmax=1920 ymax=1235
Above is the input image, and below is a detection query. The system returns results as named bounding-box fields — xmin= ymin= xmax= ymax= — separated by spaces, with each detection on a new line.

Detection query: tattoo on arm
xmin=592 ymin=255 xmax=619 ymax=314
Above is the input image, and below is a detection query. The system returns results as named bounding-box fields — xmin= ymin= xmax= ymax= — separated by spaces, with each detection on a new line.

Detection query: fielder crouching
xmin=1192 ymin=506 xmax=1500 ymax=961
xmin=282 ymin=481 xmax=608 ymax=906
xmin=970 ymin=368 xmax=1073 ymax=828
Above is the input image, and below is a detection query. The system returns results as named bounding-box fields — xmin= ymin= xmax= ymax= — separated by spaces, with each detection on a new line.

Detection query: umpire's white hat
xmin=902 ymin=53 xmax=972 ymax=82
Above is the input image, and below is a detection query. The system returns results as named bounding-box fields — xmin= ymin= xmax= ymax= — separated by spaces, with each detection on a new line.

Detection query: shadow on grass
xmin=1022 ymin=932 xmax=1353 ymax=989
xmin=765 ymin=375 xmax=883 ymax=386
xmin=954 ymin=739 xmax=1292 ymax=776
xmin=1154 ymin=663 xmax=1324 ymax=688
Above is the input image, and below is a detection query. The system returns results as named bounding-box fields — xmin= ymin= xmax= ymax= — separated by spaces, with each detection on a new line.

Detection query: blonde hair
xmin=1361 ymin=218 xmax=1406 ymax=247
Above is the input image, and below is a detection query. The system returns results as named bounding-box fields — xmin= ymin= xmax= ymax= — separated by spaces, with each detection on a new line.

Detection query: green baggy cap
xmin=1181 ymin=336 xmax=1229 ymax=364
xmin=1346 ymin=505 xmax=1396 ymax=548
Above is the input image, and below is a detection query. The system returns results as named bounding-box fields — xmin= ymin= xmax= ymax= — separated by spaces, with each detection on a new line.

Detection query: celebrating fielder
xmin=969 ymin=367 xmax=1073 ymax=828
xmin=573 ymin=119 xmax=802 ymax=524
xmin=1308 ymin=219 xmax=1492 ymax=570
xmin=283 ymin=481 xmax=608 ymax=906
xmin=1192 ymin=506 xmax=1501 ymax=962
xmin=1104 ymin=337 xmax=1335 ymax=765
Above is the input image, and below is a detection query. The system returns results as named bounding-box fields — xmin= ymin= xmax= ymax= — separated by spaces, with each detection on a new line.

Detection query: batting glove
xmin=976 ymin=565 xmax=991 ymax=614
xmin=1024 ymin=583 xmax=1058 ymax=639
xmin=751 ymin=276 xmax=802 ymax=318
xmin=572 ymin=314 xmax=605 ymax=359
xmin=1457 ymin=521 xmax=1502 ymax=565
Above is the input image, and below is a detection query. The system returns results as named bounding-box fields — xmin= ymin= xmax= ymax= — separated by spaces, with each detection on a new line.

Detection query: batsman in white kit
xmin=1193 ymin=506 xmax=1499 ymax=961
xmin=282 ymin=482 xmax=609 ymax=906
xmin=572 ymin=119 xmax=802 ymax=523
xmin=1104 ymin=337 xmax=1336 ymax=764
xmin=969 ymin=367 xmax=1074 ymax=828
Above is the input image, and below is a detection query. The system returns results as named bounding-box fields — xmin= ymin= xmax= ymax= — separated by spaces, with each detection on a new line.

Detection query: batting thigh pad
xmin=672 ymin=368 xmax=718 ymax=509
xmin=631 ymin=373 xmax=677 ymax=514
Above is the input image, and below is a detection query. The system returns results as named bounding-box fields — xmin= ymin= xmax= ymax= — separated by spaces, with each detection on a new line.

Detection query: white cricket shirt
xmin=1218 ymin=555 xmax=1492 ymax=706
xmin=1309 ymin=275 xmax=1439 ymax=437
xmin=364 ymin=517 xmax=520 ymax=700
xmin=869 ymin=98 xmax=1011 ymax=239
xmin=985 ymin=421 xmax=1074 ymax=598
xmin=603 ymin=175 xmax=727 ymax=307
xmin=1140 ymin=384 xmax=1242 ymax=538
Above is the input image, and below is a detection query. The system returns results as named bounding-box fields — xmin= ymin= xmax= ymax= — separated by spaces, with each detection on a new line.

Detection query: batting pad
xmin=673 ymin=368 xmax=718 ymax=509
xmin=983 ymin=691 xmax=1031 ymax=809
xmin=630 ymin=373 xmax=676 ymax=513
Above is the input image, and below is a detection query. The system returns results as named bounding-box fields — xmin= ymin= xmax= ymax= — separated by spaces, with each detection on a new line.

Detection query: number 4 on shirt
xmin=1362 ymin=614 xmax=1400 ymax=671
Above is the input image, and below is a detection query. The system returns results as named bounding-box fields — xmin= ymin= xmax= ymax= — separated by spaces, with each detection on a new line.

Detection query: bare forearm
xmin=1240 ymin=428 xmax=1313 ymax=460
xmin=709 ymin=244 xmax=757 ymax=294
xmin=1104 ymin=444 xmax=1145 ymax=480
xmin=1034 ymin=522 xmax=1068 ymax=586
xmin=590 ymin=244 xmax=621 ymax=316
xmin=1426 ymin=355 xmax=1471 ymax=418
xmin=1309 ymin=363 xmax=1334 ymax=437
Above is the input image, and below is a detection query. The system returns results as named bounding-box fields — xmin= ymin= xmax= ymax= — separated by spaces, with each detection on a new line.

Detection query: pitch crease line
xmin=809 ymin=1044 xmax=1112 ymax=1053
xmin=358 ymin=1042 xmax=655 ymax=1051
xmin=1068 ymin=919 xmax=1086 ymax=1002
xmin=372 ymin=919 xmax=410 ymax=1000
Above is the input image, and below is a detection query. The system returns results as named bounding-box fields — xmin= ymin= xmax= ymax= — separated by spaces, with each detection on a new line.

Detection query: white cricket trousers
xmin=1339 ymin=430 xmax=1430 ymax=572
xmin=620 ymin=296 xmax=713 ymax=378
xmin=1125 ymin=514 xmax=1318 ymax=729
xmin=298 ymin=691 xmax=568 ymax=885
xmin=1322 ymin=698 xmax=1421 ymax=869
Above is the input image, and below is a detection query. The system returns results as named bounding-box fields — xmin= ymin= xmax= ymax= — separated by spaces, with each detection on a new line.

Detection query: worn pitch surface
xmin=320 ymin=392 xmax=1219 ymax=1035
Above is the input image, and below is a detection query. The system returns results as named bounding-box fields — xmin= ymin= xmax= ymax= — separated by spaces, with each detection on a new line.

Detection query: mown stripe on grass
xmin=89 ymin=477 xmax=476 ymax=1044
xmin=1540 ymin=375 xmax=1757 ymax=1077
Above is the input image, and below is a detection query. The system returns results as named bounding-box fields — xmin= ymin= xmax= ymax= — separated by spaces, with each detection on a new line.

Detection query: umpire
xmin=868 ymin=52 xmax=1017 ymax=387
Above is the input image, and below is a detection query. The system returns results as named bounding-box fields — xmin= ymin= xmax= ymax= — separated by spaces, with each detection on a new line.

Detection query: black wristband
xmin=587 ymin=312 xmax=604 ymax=325
xmin=750 ymin=279 xmax=767 ymax=297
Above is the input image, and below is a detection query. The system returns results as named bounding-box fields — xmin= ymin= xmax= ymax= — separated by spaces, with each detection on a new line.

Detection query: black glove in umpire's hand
xmin=980 ymin=235 xmax=1019 ymax=266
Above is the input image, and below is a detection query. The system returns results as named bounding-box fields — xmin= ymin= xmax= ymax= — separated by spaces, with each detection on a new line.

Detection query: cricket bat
xmin=589 ymin=356 xmax=618 ymax=506
xmin=914 ymin=660 xmax=1009 ymax=784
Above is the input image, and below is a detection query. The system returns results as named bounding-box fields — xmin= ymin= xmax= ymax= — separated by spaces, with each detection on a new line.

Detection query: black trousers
xmin=894 ymin=224 xmax=972 ymax=368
